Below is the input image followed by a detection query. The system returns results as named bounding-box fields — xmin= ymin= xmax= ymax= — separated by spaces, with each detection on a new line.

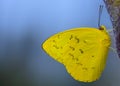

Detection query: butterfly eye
xmin=99 ymin=27 xmax=104 ymax=30
xmin=99 ymin=25 xmax=106 ymax=31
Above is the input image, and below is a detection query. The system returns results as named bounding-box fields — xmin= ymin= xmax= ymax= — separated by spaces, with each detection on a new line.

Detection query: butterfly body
xmin=42 ymin=26 xmax=111 ymax=82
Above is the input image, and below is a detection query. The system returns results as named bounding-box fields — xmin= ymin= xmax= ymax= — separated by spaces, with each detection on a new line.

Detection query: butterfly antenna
xmin=98 ymin=5 xmax=103 ymax=28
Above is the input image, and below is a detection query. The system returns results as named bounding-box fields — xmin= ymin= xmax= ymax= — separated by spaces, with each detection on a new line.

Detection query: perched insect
xmin=42 ymin=5 xmax=111 ymax=82
xmin=42 ymin=25 xmax=111 ymax=82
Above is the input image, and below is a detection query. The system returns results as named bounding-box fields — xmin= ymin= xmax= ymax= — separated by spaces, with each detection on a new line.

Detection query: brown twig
xmin=104 ymin=0 xmax=120 ymax=58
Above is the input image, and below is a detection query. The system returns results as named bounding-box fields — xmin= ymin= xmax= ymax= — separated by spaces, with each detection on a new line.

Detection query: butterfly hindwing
xmin=65 ymin=43 xmax=109 ymax=82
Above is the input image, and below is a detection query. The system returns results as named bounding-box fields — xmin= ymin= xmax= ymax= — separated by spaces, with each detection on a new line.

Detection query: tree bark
xmin=103 ymin=0 xmax=120 ymax=58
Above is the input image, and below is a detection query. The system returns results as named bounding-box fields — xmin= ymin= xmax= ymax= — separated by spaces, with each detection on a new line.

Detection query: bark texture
xmin=104 ymin=0 xmax=120 ymax=57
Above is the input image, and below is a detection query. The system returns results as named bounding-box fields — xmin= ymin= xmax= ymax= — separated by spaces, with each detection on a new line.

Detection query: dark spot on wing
xmin=76 ymin=58 xmax=78 ymax=61
xmin=58 ymin=35 xmax=60 ymax=38
xmin=69 ymin=35 xmax=73 ymax=40
xmin=60 ymin=59 xmax=63 ymax=62
xmin=82 ymin=67 xmax=88 ymax=70
xmin=53 ymin=45 xmax=59 ymax=49
xmin=92 ymin=56 xmax=94 ymax=57
xmin=75 ymin=36 xmax=80 ymax=43
xmin=69 ymin=46 xmax=75 ymax=51
xmin=79 ymin=49 xmax=84 ymax=54
xmin=69 ymin=53 xmax=74 ymax=58
xmin=91 ymin=67 xmax=95 ymax=69
xmin=95 ymin=78 xmax=98 ymax=81
xmin=80 ymin=63 xmax=83 ymax=66
xmin=52 ymin=40 xmax=56 ymax=43
xmin=61 ymin=46 xmax=63 ymax=49
xmin=76 ymin=63 xmax=83 ymax=65
xmin=83 ymin=40 xmax=87 ymax=43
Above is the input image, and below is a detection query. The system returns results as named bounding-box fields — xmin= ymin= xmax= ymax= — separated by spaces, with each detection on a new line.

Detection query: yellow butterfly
xmin=42 ymin=25 xmax=111 ymax=82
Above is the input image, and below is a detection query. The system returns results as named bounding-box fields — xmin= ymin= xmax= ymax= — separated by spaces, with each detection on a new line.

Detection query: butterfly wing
xmin=42 ymin=27 xmax=111 ymax=82
xmin=65 ymin=40 xmax=109 ymax=82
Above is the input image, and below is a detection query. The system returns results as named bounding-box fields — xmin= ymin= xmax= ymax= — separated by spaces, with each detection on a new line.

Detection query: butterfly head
xmin=99 ymin=25 xmax=106 ymax=31
xmin=99 ymin=25 xmax=109 ymax=34
xmin=99 ymin=25 xmax=111 ymax=47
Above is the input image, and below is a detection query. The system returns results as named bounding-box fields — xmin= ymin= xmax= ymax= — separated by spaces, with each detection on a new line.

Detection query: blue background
xmin=0 ymin=0 xmax=120 ymax=86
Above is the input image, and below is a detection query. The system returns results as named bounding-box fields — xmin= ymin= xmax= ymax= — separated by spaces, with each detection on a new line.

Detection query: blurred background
xmin=0 ymin=0 xmax=120 ymax=86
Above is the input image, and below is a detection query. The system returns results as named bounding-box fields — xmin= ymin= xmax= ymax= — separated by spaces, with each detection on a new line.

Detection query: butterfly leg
xmin=107 ymin=29 xmax=114 ymax=33
xmin=109 ymin=47 xmax=119 ymax=58
xmin=109 ymin=47 xmax=116 ymax=52
xmin=107 ymin=29 xmax=116 ymax=37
